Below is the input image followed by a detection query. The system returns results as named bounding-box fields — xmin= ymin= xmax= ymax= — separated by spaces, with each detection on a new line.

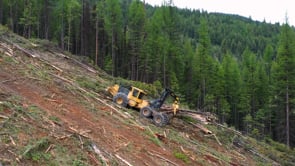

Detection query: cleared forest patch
xmin=1 ymin=27 xmax=294 ymax=165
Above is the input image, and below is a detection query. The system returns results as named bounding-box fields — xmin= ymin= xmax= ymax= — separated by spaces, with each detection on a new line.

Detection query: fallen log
xmin=204 ymin=134 xmax=222 ymax=146
xmin=0 ymin=114 xmax=9 ymax=119
xmin=45 ymin=144 xmax=55 ymax=153
xmin=54 ymin=52 xmax=97 ymax=74
xmin=0 ymin=158 xmax=11 ymax=164
xmin=68 ymin=126 xmax=91 ymax=139
xmin=115 ymin=154 xmax=133 ymax=166
xmin=88 ymin=153 xmax=100 ymax=165
xmin=91 ymin=143 xmax=109 ymax=166
xmin=9 ymin=136 xmax=16 ymax=146
xmin=3 ymin=39 xmax=39 ymax=58
xmin=147 ymin=151 xmax=179 ymax=166
xmin=189 ymin=122 xmax=212 ymax=134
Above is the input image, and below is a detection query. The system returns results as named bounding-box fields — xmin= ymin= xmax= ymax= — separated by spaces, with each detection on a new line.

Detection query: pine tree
xmin=19 ymin=0 xmax=38 ymax=38
xmin=221 ymin=53 xmax=242 ymax=128
xmin=271 ymin=22 xmax=295 ymax=147
xmin=64 ymin=0 xmax=81 ymax=51
xmin=182 ymin=39 xmax=194 ymax=106
xmin=127 ymin=0 xmax=146 ymax=81
xmin=251 ymin=60 xmax=269 ymax=138
xmin=261 ymin=44 xmax=275 ymax=136
xmin=104 ymin=0 xmax=123 ymax=76
xmin=194 ymin=17 xmax=211 ymax=109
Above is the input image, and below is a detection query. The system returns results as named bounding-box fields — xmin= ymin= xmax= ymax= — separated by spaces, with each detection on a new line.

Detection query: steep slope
xmin=0 ymin=27 xmax=294 ymax=166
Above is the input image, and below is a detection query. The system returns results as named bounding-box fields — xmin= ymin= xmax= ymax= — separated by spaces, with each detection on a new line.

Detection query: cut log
xmin=189 ymin=122 xmax=212 ymax=134
xmin=91 ymin=143 xmax=109 ymax=166
xmin=88 ymin=153 xmax=100 ymax=165
xmin=147 ymin=151 xmax=179 ymax=166
xmin=0 ymin=114 xmax=9 ymax=119
xmin=9 ymin=136 xmax=16 ymax=146
xmin=204 ymin=134 xmax=222 ymax=146
xmin=54 ymin=52 xmax=97 ymax=74
xmin=115 ymin=154 xmax=133 ymax=166
xmin=68 ymin=126 xmax=91 ymax=138
xmin=45 ymin=144 xmax=54 ymax=153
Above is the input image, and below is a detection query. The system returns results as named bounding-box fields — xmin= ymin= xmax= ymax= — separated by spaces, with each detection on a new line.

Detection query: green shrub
xmin=173 ymin=151 xmax=189 ymax=163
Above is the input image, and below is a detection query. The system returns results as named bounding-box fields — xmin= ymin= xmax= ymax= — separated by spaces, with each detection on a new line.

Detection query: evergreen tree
xmin=245 ymin=60 xmax=269 ymax=138
xmin=241 ymin=48 xmax=257 ymax=118
xmin=271 ymin=22 xmax=295 ymax=147
xmin=104 ymin=0 xmax=123 ymax=76
xmin=161 ymin=0 xmax=183 ymax=89
xmin=221 ymin=53 xmax=242 ymax=128
xmin=193 ymin=17 xmax=211 ymax=109
xmin=127 ymin=0 xmax=146 ymax=81
xmin=182 ymin=39 xmax=194 ymax=106
xmin=142 ymin=8 xmax=167 ymax=83
xmin=19 ymin=0 xmax=38 ymax=38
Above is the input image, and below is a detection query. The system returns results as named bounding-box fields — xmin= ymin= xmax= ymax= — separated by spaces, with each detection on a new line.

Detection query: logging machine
xmin=107 ymin=84 xmax=179 ymax=126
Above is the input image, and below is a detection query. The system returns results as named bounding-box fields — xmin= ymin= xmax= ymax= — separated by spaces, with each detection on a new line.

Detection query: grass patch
xmin=3 ymin=55 xmax=17 ymax=63
xmin=25 ymin=63 xmax=50 ymax=80
xmin=149 ymin=136 xmax=162 ymax=146
xmin=167 ymin=129 xmax=188 ymax=145
xmin=27 ymin=105 xmax=44 ymax=119
xmin=179 ymin=115 xmax=196 ymax=123
xmin=49 ymin=115 xmax=60 ymax=123
xmin=142 ymin=126 xmax=163 ymax=147
xmin=76 ymin=76 xmax=100 ymax=91
xmin=22 ymin=137 xmax=51 ymax=162
xmin=173 ymin=151 xmax=190 ymax=163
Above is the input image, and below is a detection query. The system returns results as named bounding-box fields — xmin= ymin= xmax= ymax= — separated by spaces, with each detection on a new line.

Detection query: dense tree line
xmin=1 ymin=0 xmax=294 ymax=147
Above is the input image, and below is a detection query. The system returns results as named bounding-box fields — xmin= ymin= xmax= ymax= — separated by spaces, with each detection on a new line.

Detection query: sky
xmin=143 ymin=0 xmax=295 ymax=26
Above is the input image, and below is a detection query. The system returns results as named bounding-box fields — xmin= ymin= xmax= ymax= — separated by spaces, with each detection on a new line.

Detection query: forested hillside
xmin=0 ymin=0 xmax=294 ymax=148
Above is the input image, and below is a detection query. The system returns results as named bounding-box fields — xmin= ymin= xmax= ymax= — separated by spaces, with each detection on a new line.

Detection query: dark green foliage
xmin=127 ymin=0 xmax=146 ymax=81
xmin=271 ymin=23 xmax=295 ymax=147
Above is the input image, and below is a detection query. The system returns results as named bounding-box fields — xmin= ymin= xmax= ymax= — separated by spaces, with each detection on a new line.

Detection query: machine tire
xmin=153 ymin=113 xmax=169 ymax=127
xmin=113 ymin=93 xmax=128 ymax=107
xmin=140 ymin=107 xmax=153 ymax=118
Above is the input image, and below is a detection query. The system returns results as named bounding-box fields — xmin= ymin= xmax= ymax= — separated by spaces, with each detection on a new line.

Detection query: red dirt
xmin=0 ymin=69 xmax=187 ymax=165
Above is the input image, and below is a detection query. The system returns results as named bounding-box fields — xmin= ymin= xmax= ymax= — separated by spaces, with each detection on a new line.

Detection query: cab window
xmin=132 ymin=89 xmax=139 ymax=97
xmin=138 ymin=92 xmax=145 ymax=99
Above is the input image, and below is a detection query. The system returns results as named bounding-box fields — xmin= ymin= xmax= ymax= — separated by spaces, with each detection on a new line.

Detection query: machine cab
xmin=128 ymin=86 xmax=146 ymax=104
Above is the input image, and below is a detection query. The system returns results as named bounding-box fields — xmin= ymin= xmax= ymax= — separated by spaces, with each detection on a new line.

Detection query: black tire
xmin=113 ymin=93 xmax=128 ymax=107
xmin=140 ymin=107 xmax=153 ymax=118
xmin=153 ymin=113 xmax=169 ymax=127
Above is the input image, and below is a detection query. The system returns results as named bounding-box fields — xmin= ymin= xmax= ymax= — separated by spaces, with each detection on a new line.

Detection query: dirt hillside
xmin=0 ymin=27 xmax=292 ymax=166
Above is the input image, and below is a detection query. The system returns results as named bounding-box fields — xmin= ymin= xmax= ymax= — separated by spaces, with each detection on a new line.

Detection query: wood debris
xmin=0 ymin=114 xmax=9 ymax=119
xmin=45 ymin=144 xmax=55 ymax=153
xmin=91 ymin=143 xmax=109 ymax=166
xmin=189 ymin=122 xmax=212 ymax=134
xmin=68 ymin=126 xmax=91 ymax=138
xmin=9 ymin=136 xmax=16 ymax=146
xmin=115 ymin=154 xmax=133 ymax=166
xmin=88 ymin=153 xmax=100 ymax=165
xmin=147 ymin=151 xmax=179 ymax=166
